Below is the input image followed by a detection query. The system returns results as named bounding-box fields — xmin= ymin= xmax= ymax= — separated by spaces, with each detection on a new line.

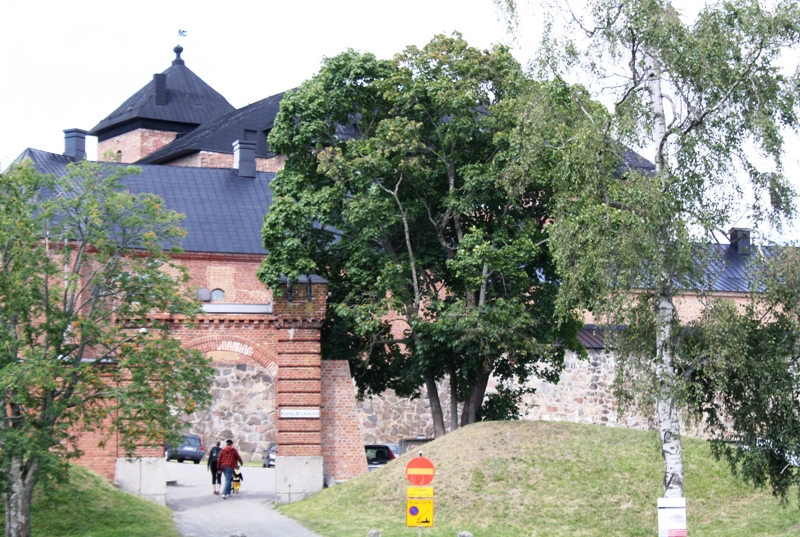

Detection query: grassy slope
xmin=279 ymin=421 xmax=800 ymax=537
xmin=1 ymin=464 xmax=180 ymax=537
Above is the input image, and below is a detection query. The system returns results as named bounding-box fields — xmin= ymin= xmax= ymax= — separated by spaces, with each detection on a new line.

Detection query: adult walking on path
xmin=207 ymin=441 xmax=222 ymax=495
xmin=218 ymin=439 xmax=243 ymax=499
xmin=166 ymin=460 xmax=323 ymax=537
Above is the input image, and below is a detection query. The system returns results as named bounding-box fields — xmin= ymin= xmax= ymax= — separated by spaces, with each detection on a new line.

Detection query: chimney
xmin=154 ymin=73 xmax=167 ymax=106
xmin=233 ymin=139 xmax=256 ymax=178
xmin=63 ymin=129 xmax=87 ymax=161
xmin=730 ymin=228 xmax=751 ymax=254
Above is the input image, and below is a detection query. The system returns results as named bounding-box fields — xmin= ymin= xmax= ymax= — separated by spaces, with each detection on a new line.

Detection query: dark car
xmin=262 ymin=443 xmax=276 ymax=468
xmin=165 ymin=434 xmax=205 ymax=464
xmin=365 ymin=444 xmax=396 ymax=471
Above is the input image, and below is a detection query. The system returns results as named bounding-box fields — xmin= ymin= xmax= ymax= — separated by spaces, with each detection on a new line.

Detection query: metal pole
xmin=418 ymin=526 xmax=421 ymax=537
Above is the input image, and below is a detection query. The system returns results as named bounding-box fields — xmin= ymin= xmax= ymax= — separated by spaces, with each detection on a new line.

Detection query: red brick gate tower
xmin=273 ymin=276 xmax=328 ymax=502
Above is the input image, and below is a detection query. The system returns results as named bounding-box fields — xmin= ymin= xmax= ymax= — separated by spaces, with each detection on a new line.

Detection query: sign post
xmin=406 ymin=454 xmax=436 ymax=534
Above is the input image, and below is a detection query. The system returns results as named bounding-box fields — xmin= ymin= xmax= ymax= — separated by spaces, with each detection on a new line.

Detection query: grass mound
xmin=279 ymin=421 xmax=800 ymax=537
xmin=1 ymin=464 xmax=179 ymax=537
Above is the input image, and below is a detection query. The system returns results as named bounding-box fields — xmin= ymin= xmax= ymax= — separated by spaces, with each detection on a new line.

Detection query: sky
xmin=2 ymin=0 xmax=798 ymax=241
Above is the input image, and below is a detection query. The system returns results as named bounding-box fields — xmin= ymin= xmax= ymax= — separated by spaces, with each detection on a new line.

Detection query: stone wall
xmin=358 ymin=379 xmax=459 ymax=444
xmin=356 ymin=351 xmax=658 ymax=445
xmin=520 ymin=349 xmax=653 ymax=429
xmin=185 ymin=360 xmax=277 ymax=463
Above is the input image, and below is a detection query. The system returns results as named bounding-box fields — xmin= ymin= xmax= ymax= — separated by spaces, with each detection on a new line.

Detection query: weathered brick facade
xmin=321 ymin=361 xmax=369 ymax=482
xmin=97 ymin=129 xmax=178 ymax=163
xmin=165 ymin=151 xmax=285 ymax=172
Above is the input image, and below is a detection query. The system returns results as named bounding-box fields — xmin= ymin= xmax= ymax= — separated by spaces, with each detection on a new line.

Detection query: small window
xmin=211 ymin=289 xmax=225 ymax=302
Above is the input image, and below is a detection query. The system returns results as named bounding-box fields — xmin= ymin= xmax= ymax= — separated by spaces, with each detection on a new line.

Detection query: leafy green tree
xmin=497 ymin=0 xmax=800 ymax=500
xmin=258 ymin=34 xmax=583 ymax=436
xmin=0 ymin=160 xmax=212 ymax=537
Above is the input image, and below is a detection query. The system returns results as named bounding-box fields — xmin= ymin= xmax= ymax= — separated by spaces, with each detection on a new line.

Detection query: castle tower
xmin=89 ymin=45 xmax=234 ymax=163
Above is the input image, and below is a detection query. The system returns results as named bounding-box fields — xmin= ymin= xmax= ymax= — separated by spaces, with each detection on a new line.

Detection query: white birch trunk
xmin=645 ymin=51 xmax=686 ymax=498
xmin=655 ymin=293 xmax=685 ymax=497
xmin=3 ymin=457 xmax=39 ymax=537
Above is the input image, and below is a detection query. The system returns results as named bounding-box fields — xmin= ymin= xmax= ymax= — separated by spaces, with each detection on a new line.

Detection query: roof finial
xmin=173 ymin=44 xmax=185 ymax=65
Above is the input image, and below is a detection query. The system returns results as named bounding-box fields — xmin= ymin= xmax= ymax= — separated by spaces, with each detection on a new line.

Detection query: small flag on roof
xmin=178 ymin=29 xmax=187 ymax=37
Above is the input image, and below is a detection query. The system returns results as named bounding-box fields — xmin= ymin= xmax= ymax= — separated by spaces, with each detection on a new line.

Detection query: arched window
xmin=211 ymin=289 xmax=225 ymax=302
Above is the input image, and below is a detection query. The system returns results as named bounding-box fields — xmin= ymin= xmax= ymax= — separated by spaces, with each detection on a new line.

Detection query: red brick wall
xmin=74 ymin=417 xmax=163 ymax=481
xmin=98 ymin=129 xmax=178 ymax=163
xmin=321 ymin=361 xmax=368 ymax=481
xmin=70 ymin=253 xmax=329 ymax=481
xmin=164 ymin=152 xmax=286 ymax=173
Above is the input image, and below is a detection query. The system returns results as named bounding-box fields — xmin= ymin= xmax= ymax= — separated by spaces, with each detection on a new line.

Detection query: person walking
xmin=217 ymin=439 xmax=243 ymax=499
xmin=207 ymin=441 xmax=222 ymax=495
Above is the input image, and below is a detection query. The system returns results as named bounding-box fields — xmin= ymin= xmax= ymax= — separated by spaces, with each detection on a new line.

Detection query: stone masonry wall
xmin=356 ymin=352 xmax=655 ymax=445
xmin=184 ymin=357 xmax=277 ymax=463
xmin=520 ymin=349 xmax=653 ymax=429
xmin=358 ymin=378 xmax=459 ymax=444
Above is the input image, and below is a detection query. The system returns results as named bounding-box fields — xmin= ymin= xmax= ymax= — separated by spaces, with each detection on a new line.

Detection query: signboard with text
xmin=658 ymin=497 xmax=687 ymax=537
xmin=407 ymin=486 xmax=434 ymax=498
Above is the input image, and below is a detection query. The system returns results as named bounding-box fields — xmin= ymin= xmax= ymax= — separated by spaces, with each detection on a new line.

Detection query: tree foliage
xmin=498 ymin=0 xmax=800 ymax=500
xmin=0 ymin=160 xmax=212 ymax=537
xmin=258 ymin=34 xmax=583 ymax=435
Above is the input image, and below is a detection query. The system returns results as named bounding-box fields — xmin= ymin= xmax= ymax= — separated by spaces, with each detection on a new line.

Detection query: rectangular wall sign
xmin=658 ymin=497 xmax=686 ymax=537
xmin=280 ymin=408 xmax=320 ymax=419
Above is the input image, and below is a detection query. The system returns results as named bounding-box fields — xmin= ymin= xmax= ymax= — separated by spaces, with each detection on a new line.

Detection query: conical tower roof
xmin=89 ymin=45 xmax=234 ymax=140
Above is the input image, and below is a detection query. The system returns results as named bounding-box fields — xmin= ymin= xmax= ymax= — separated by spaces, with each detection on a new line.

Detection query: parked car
xmin=165 ymin=434 xmax=205 ymax=464
xmin=365 ymin=444 xmax=396 ymax=471
xmin=262 ymin=443 xmax=276 ymax=468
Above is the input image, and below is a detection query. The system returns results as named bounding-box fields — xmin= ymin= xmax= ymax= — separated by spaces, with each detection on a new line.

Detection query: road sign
xmin=405 ymin=456 xmax=435 ymax=486
xmin=407 ymin=486 xmax=434 ymax=498
xmin=406 ymin=499 xmax=434 ymax=527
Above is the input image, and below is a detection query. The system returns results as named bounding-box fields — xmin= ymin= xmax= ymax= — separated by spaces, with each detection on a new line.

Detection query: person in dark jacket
xmin=207 ymin=441 xmax=222 ymax=495
xmin=217 ymin=439 xmax=243 ymax=499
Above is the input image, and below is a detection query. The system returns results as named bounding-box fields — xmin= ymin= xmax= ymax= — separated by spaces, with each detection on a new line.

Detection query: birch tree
xmin=498 ymin=0 xmax=800 ymax=498
xmin=0 ymin=161 xmax=212 ymax=537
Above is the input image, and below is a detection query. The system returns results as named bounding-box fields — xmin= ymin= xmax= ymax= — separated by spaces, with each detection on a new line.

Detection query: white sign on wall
xmin=658 ymin=497 xmax=687 ymax=537
xmin=280 ymin=408 xmax=320 ymax=419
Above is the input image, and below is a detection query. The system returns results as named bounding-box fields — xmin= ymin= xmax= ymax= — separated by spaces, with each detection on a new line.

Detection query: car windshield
xmin=366 ymin=447 xmax=391 ymax=461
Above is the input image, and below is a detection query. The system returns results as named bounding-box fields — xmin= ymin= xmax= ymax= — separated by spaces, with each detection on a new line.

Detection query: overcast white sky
xmin=2 ymin=0 xmax=798 ymax=241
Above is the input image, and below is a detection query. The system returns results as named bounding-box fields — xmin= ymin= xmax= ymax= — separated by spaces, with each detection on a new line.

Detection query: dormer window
xmin=211 ymin=289 xmax=225 ymax=302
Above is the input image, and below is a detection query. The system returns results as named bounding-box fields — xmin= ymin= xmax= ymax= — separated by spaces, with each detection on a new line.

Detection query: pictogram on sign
xmin=406 ymin=499 xmax=434 ymax=527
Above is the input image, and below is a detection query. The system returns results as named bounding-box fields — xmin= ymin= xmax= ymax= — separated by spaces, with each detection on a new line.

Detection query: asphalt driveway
xmin=165 ymin=461 xmax=323 ymax=537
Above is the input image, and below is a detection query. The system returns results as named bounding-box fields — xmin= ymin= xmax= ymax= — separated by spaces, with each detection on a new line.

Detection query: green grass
xmin=1 ymin=464 xmax=180 ymax=537
xmin=278 ymin=421 xmax=800 ymax=537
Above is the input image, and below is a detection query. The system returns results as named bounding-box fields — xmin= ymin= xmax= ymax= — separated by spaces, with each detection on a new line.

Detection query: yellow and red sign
xmin=405 ymin=456 xmax=435 ymax=486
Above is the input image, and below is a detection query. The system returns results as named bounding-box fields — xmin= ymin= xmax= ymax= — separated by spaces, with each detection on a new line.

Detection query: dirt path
xmin=165 ymin=461 xmax=323 ymax=537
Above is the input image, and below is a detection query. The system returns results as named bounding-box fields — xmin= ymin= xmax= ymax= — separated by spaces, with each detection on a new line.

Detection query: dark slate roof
xmin=620 ymin=147 xmax=656 ymax=174
xmin=703 ymin=244 xmax=754 ymax=293
xmin=577 ymin=325 xmax=606 ymax=349
xmin=138 ymin=92 xmax=286 ymax=164
xmin=14 ymin=148 xmax=272 ymax=255
xmin=89 ymin=46 xmax=235 ymax=139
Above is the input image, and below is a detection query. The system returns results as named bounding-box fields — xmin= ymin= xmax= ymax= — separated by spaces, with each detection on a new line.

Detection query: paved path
xmin=166 ymin=461 xmax=323 ymax=537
